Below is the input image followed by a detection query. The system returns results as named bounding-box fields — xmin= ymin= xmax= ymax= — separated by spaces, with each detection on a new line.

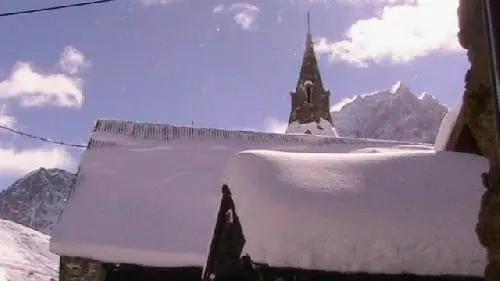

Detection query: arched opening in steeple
xmin=306 ymin=87 xmax=312 ymax=103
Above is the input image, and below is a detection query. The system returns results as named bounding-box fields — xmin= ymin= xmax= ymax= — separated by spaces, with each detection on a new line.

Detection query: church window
xmin=306 ymin=86 xmax=312 ymax=103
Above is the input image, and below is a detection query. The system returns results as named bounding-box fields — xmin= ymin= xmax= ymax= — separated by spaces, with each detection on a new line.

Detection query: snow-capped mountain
xmin=332 ymin=81 xmax=448 ymax=143
xmin=0 ymin=168 xmax=74 ymax=236
xmin=0 ymin=219 xmax=58 ymax=281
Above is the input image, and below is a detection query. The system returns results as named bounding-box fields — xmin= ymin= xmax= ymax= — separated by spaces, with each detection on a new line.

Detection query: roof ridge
xmin=88 ymin=119 xmax=428 ymax=149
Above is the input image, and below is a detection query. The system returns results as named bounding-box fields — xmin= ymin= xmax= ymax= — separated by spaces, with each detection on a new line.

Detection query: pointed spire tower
xmin=285 ymin=12 xmax=338 ymax=136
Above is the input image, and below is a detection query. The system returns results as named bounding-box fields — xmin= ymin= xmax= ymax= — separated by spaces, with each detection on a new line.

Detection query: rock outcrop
xmin=458 ymin=0 xmax=500 ymax=279
xmin=0 ymin=168 xmax=74 ymax=235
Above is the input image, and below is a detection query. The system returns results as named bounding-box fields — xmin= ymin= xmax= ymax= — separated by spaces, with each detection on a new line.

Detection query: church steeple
xmin=307 ymin=11 xmax=312 ymax=41
xmin=297 ymin=12 xmax=325 ymax=90
xmin=285 ymin=13 xmax=337 ymax=137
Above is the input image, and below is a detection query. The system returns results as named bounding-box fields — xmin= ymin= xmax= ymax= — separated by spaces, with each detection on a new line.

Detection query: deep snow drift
xmin=224 ymin=150 xmax=487 ymax=276
xmin=0 ymin=219 xmax=58 ymax=281
xmin=50 ymin=119 xmax=435 ymax=268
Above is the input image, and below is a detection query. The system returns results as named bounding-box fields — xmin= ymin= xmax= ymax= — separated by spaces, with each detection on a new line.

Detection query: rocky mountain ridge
xmin=0 ymin=168 xmax=74 ymax=235
xmin=332 ymin=81 xmax=449 ymax=144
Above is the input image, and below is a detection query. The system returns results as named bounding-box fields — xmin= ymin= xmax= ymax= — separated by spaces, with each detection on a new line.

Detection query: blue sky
xmin=0 ymin=0 xmax=465 ymax=187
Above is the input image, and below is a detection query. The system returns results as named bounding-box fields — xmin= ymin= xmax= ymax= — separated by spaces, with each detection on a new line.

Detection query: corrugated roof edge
xmin=90 ymin=118 xmax=428 ymax=147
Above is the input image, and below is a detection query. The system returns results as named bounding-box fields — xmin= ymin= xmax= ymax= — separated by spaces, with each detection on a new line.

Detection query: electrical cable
xmin=0 ymin=0 xmax=118 ymax=18
xmin=0 ymin=124 xmax=87 ymax=149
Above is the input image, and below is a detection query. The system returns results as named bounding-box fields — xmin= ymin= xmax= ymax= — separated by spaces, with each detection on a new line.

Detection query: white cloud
xmin=315 ymin=0 xmax=461 ymax=67
xmin=0 ymin=105 xmax=16 ymax=128
xmin=60 ymin=46 xmax=89 ymax=75
xmin=212 ymin=4 xmax=225 ymax=14
xmin=0 ymin=145 xmax=75 ymax=175
xmin=212 ymin=3 xmax=260 ymax=30
xmin=231 ymin=4 xmax=260 ymax=30
xmin=0 ymin=45 xmax=87 ymax=176
xmin=138 ymin=0 xmax=183 ymax=6
xmin=0 ymin=62 xmax=84 ymax=107
xmin=277 ymin=12 xmax=284 ymax=23
xmin=263 ymin=117 xmax=288 ymax=133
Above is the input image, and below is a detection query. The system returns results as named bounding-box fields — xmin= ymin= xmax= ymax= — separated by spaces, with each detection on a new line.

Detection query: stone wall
xmin=458 ymin=0 xmax=500 ymax=280
xmin=59 ymin=256 xmax=105 ymax=281
xmin=458 ymin=0 xmax=497 ymax=159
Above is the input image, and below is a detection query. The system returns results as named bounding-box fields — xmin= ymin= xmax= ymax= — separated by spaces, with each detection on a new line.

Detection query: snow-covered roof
xmin=224 ymin=150 xmax=487 ymax=276
xmin=286 ymin=118 xmax=339 ymax=137
xmin=435 ymin=102 xmax=461 ymax=151
xmin=50 ymin=119 xmax=435 ymax=268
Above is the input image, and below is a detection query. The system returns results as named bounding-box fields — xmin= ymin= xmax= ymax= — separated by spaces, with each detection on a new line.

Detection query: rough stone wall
xmin=458 ymin=0 xmax=497 ymax=159
xmin=289 ymin=84 xmax=333 ymax=125
xmin=59 ymin=256 xmax=105 ymax=281
xmin=458 ymin=0 xmax=500 ymax=280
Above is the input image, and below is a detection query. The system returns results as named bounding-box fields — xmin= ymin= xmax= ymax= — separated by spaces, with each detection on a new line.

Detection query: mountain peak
xmin=331 ymin=81 xmax=448 ymax=143
xmin=0 ymin=168 xmax=75 ymax=235
xmin=418 ymin=91 xmax=438 ymax=102
xmin=390 ymin=81 xmax=412 ymax=95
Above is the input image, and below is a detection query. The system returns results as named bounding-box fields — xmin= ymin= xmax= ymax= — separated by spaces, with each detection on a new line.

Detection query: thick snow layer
xmin=0 ymin=219 xmax=58 ymax=281
xmin=435 ymin=104 xmax=461 ymax=151
xmin=286 ymin=118 xmax=339 ymax=137
xmin=224 ymin=150 xmax=488 ymax=276
xmin=51 ymin=119 xmax=434 ymax=268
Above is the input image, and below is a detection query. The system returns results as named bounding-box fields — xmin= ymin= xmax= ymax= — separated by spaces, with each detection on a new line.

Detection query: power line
xmin=0 ymin=124 xmax=87 ymax=149
xmin=0 ymin=0 xmax=118 ymax=18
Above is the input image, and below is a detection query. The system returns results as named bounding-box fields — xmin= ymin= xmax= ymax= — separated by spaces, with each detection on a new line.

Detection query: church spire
xmin=306 ymin=12 xmax=313 ymax=47
xmin=297 ymin=12 xmax=324 ymax=89
xmin=307 ymin=11 xmax=311 ymax=34
xmin=285 ymin=12 xmax=337 ymax=137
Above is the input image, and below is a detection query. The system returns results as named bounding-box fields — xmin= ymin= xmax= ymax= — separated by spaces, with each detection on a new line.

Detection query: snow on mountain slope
xmin=332 ymin=81 xmax=449 ymax=144
xmin=0 ymin=219 xmax=58 ymax=281
xmin=0 ymin=168 xmax=74 ymax=236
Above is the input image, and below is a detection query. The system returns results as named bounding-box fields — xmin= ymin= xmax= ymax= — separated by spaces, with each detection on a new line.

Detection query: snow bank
xmin=0 ymin=219 xmax=58 ymax=281
xmin=50 ymin=119 xmax=435 ymax=268
xmin=224 ymin=150 xmax=487 ymax=276
xmin=435 ymin=104 xmax=461 ymax=151
xmin=50 ymin=144 xmax=224 ymax=267
xmin=285 ymin=118 xmax=339 ymax=137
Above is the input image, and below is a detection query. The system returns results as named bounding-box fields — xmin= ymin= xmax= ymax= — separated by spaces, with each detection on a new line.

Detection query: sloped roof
xmin=50 ymin=118 xmax=435 ymax=268
xmin=224 ymin=149 xmax=488 ymax=276
xmin=286 ymin=118 xmax=338 ymax=137
xmin=437 ymin=102 xmax=482 ymax=156
xmin=88 ymin=119 xmax=421 ymax=148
